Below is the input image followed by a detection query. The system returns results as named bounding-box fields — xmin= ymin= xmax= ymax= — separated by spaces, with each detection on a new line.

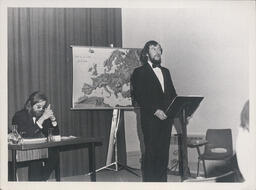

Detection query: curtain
xmin=8 ymin=8 xmax=123 ymax=178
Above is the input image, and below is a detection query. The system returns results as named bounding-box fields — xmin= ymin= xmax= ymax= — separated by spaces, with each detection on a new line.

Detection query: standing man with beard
xmin=11 ymin=91 xmax=59 ymax=181
xmin=131 ymin=40 xmax=177 ymax=182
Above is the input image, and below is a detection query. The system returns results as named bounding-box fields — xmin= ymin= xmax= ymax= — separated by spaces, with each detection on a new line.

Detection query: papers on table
xmin=21 ymin=137 xmax=47 ymax=144
xmin=8 ymin=136 xmax=78 ymax=145
xmin=61 ymin=136 xmax=77 ymax=140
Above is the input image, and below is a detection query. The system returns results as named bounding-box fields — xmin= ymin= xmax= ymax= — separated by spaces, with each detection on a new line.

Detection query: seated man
xmin=10 ymin=91 xmax=60 ymax=181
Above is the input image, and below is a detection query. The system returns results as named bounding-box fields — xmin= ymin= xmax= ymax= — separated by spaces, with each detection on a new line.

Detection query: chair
xmin=188 ymin=129 xmax=233 ymax=178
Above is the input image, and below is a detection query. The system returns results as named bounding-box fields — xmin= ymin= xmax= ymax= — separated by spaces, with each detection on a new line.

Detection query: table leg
xmin=12 ymin=150 xmax=17 ymax=181
xmin=88 ymin=143 xmax=96 ymax=182
xmin=55 ymin=148 xmax=61 ymax=181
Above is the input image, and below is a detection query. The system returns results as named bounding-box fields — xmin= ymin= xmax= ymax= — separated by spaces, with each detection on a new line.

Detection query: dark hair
xmin=140 ymin=40 xmax=163 ymax=64
xmin=240 ymin=100 xmax=249 ymax=130
xmin=24 ymin=91 xmax=48 ymax=112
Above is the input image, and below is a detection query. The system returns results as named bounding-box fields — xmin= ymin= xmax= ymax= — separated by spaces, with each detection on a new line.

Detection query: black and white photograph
xmin=0 ymin=0 xmax=255 ymax=190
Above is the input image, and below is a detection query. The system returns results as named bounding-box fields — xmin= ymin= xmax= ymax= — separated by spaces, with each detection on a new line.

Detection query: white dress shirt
xmin=33 ymin=117 xmax=43 ymax=129
xmin=148 ymin=61 xmax=165 ymax=92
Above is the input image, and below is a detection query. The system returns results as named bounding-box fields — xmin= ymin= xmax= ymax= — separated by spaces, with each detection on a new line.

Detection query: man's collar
xmin=148 ymin=61 xmax=153 ymax=68
xmin=32 ymin=117 xmax=36 ymax=124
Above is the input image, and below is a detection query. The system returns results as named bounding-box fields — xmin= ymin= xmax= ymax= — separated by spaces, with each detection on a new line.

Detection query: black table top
xmin=8 ymin=137 xmax=103 ymax=150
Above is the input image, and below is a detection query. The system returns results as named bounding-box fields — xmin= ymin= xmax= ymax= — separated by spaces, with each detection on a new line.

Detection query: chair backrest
xmin=204 ymin=129 xmax=233 ymax=158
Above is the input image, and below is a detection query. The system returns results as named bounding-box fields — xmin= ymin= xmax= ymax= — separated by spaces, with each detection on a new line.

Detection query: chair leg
xmin=197 ymin=159 xmax=200 ymax=177
xmin=202 ymin=159 xmax=207 ymax=178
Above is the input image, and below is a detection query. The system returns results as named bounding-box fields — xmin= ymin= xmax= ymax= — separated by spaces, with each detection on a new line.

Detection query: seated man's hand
xmin=41 ymin=105 xmax=54 ymax=120
xmin=154 ymin=109 xmax=167 ymax=120
xmin=37 ymin=104 xmax=56 ymax=126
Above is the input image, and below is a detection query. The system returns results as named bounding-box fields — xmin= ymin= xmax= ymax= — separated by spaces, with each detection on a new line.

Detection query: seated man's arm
xmin=41 ymin=119 xmax=60 ymax=137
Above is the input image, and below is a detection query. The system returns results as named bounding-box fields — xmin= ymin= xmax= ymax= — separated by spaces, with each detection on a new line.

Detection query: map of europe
xmin=72 ymin=46 xmax=142 ymax=109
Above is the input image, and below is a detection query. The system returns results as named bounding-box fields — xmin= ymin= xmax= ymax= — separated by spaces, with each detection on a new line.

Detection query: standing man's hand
xmin=154 ymin=109 xmax=167 ymax=120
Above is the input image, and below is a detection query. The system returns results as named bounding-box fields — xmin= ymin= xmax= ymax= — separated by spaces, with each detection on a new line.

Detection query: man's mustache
xmin=33 ymin=110 xmax=44 ymax=117
xmin=37 ymin=111 xmax=44 ymax=115
xmin=154 ymin=54 xmax=161 ymax=59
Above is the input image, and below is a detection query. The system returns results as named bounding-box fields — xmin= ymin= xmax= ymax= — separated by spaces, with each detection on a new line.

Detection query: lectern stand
xmin=165 ymin=96 xmax=204 ymax=181
xmin=94 ymin=108 xmax=139 ymax=177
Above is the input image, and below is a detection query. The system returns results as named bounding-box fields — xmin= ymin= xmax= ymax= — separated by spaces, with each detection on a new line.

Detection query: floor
xmin=57 ymin=169 xmax=182 ymax=182
xmin=50 ymin=162 xmax=200 ymax=182
xmin=53 ymin=148 xmax=201 ymax=182
xmin=14 ymin=153 xmax=201 ymax=182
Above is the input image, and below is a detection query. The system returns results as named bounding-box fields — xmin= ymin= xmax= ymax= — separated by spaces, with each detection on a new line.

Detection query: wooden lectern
xmin=165 ymin=96 xmax=204 ymax=181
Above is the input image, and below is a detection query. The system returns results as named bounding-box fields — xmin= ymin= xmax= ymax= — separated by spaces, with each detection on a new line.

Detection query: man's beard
xmin=149 ymin=55 xmax=161 ymax=66
xmin=30 ymin=109 xmax=43 ymax=118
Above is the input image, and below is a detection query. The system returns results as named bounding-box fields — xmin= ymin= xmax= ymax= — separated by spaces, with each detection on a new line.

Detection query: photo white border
xmin=0 ymin=1 xmax=255 ymax=190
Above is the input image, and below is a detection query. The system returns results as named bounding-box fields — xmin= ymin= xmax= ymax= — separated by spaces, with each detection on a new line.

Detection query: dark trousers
xmin=27 ymin=148 xmax=58 ymax=181
xmin=141 ymin=118 xmax=172 ymax=182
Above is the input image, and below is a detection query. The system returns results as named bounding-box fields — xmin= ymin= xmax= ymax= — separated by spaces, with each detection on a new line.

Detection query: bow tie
xmin=152 ymin=63 xmax=161 ymax=68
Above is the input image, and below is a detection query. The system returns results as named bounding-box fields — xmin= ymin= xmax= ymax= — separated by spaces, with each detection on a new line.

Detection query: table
xmin=8 ymin=137 xmax=103 ymax=181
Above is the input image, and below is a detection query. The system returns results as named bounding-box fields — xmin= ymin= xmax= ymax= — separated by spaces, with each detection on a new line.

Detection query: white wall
xmin=122 ymin=5 xmax=252 ymax=148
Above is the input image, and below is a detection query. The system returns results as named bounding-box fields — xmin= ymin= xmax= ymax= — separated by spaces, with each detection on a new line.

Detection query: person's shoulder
xmin=13 ymin=109 xmax=28 ymax=118
xmin=132 ymin=66 xmax=143 ymax=76
xmin=134 ymin=64 xmax=149 ymax=73
xmin=161 ymin=66 xmax=172 ymax=74
xmin=160 ymin=66 xmax=170 ymax=71
xmin=133 ymin=65 xmax=144 ymax=72
xmin=12 ymin=109 xmax=29 ymax=124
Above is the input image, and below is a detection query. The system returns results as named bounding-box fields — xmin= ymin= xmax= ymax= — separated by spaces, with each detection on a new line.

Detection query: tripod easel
xmin=89 ymin=108 xmax=140 ymax=177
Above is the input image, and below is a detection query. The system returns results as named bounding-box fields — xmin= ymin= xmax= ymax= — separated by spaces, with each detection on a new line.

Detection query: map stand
xmin=165 ymin=96 xmax=204 ymax=181
xmin=91 ymin=108 xmax=140 ymax=177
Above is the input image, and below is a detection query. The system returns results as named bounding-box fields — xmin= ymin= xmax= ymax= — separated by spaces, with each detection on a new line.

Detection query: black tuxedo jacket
xmin=131 ymin=63 xmax=177 ymax=117
xmin=12 ymin=109 xmax=59 ymax=138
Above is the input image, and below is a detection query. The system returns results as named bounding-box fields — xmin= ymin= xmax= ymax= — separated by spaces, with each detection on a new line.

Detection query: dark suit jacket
xmin=131 ymin=63 xmax=177 ymax=141
xmin=131 ymin=63 xmax=177 ymax=117
xmin=12 ymin=109 xmax=59 ymax=138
